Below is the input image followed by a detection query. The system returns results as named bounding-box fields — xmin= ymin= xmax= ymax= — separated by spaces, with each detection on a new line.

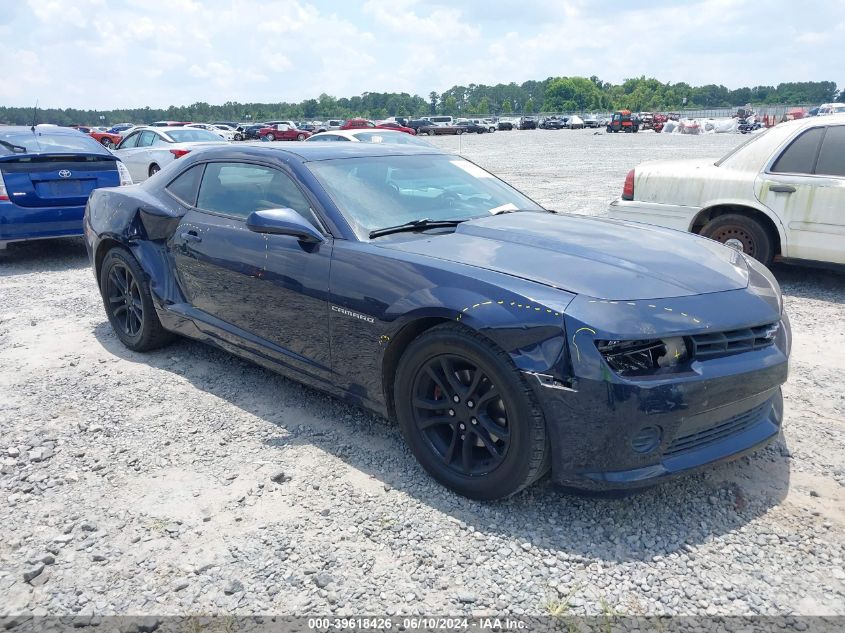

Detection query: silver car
xmin=111 ymin=127 xmax=229 ymax=182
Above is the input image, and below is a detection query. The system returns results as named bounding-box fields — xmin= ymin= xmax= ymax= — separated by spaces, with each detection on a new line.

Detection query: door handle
xmin=770 ymin=185 xmax=796 ymax=193
xmin=180 ymin=231 xmax=202 ymax=243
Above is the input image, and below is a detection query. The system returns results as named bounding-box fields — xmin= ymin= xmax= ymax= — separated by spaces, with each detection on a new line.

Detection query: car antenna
xmin=30 ymin=99 xmax=39 ymax=132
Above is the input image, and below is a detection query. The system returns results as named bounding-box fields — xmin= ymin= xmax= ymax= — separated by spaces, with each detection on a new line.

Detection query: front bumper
xmin=528 ymin=292 xmax=790 ymax=491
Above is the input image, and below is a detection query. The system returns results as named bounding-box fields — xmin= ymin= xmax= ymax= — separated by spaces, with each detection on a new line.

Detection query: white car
xmin=567 ymin=115 xmax=585 ymax=129
xmin=305 ymin=129 xmax=433 ymax=146
xmin=816 ymin=103 xmax=845 ymax=116
xmin=185 ymin=123 xmax=237 ymax=141
xmin=607 ymin=114 xmax=845 ymax=267
xmin=112 ymin=127 xmax=229 ymax=182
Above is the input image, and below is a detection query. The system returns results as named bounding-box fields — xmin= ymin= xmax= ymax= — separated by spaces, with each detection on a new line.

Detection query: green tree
xmin=429 ymin=91 xmax=439 ymax=115
xmin=442 ymin=95 xmax=457 ymax=115
xmin=524 ymin=97 xmax=535 ymax=113
xmin=501 ymin=99 xmax=512 ymax=114
xmin=477 ymin=96 xmax=490 ymax=115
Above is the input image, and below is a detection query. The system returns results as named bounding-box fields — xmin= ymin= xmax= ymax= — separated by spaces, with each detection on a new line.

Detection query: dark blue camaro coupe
xmin=84 ymin=143 xmax=790 ymax=499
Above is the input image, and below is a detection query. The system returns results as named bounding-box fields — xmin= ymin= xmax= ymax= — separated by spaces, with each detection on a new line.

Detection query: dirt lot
xmin=1 ymin=129 xmax=843 ymax=618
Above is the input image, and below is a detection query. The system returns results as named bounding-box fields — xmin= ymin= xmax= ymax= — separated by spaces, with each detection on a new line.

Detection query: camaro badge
xmin=331 ymin=305 xmax=375 ymax=324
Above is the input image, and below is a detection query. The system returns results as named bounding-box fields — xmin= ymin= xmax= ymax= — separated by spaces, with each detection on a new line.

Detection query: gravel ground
xmin=1 ymin=129 xmax=843 ymax=618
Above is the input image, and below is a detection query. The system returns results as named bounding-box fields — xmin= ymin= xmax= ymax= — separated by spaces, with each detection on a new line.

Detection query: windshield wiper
xmin=369 ymin=218 xmax=467 ymax=239
xmin=0 ymin=139 xmax=28 ymax=153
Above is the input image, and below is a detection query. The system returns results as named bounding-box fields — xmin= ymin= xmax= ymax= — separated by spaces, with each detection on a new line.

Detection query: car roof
xmin=202 ymin=141 xmax=444 ymax=162
xmin=777 ymin=112 xmax=845 ymax=130
xmin=1 ymin=125 xmax=86 ymax=136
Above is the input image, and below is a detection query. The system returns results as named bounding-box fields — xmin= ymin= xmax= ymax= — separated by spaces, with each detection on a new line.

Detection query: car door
xmin=168 ymin=160 xmax=333 ymax=377
xmin=755 ymin=124 xmax=845 ymax=264
xmin=115 ymin=130 xmax=158 ymax=182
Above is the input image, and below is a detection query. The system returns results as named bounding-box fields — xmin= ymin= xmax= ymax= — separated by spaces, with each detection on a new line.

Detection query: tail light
xmin=0 ymin=172 xmax=7 ymax=201
xmin=170 ymin=149 xmax=191 ymax=159
xmin=622 ymin=169 xmax=635 ymax=200
xmin=116 ymin=161 xmax=133 ymax=186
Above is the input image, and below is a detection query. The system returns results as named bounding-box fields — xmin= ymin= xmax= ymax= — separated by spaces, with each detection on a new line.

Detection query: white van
xmin=426 ymin=116 xmax=453 ymax=126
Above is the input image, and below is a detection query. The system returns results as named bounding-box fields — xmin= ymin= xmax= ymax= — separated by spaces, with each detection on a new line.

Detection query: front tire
xmin=99 ymin=248 xmax=174 ymax=352
xmin=262 ymin=133 xmax=275 ymax=142
xmin=296 ymin=133 xmax=306 ymax=141
xmin=701 ymin=214 xmax=774 ymax=265
xmin=100 ymin=138 xmax=114 ymax=149
xmin=394 ymin=324 xmax=550 ymax=500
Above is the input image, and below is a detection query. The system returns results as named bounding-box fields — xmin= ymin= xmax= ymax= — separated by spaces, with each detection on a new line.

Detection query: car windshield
xmin=350 ymin=131 xmax=431 ymax=146
xmin=166 ymin=129 xmax=223 ymax=142
xmin=307 ymin=154 xmax=544 ymax=239
xmin=0 ymin=131 xmax=108 ymax=154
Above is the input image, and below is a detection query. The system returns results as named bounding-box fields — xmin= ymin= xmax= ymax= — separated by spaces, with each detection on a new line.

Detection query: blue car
xmin=84 ymin=143 xmax=790 ymax=500
xmin=0 ymin=126 xmax=132 ymax=249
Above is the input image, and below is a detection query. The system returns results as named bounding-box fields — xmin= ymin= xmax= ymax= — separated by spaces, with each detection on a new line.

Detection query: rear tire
xmin=100 ymin=138 xmax=114 ymax=149
xmin=296 ymin=133 xmax=306 ymax=141
xmin=99 ymin=247 xmax=174 ymax=352
xmin=394 ymin=324 xmax=550 ymax=500
xmin=701 ymin=213 xmax=774 ymax=266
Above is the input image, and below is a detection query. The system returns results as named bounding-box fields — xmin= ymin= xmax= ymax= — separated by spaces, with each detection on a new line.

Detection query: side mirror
xmin=246 ymin=208 xmax=324 ymax=243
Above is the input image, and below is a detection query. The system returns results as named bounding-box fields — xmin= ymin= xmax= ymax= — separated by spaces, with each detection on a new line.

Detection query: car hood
xmin=378 ymin=212 xmax=749 ymax=300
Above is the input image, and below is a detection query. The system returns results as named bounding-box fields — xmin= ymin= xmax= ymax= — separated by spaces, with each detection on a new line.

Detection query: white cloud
xmin=0 ymin=0 xmax=840 ymax=110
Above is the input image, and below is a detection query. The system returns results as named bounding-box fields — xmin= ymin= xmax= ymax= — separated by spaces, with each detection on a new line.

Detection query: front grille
xmin=690 ymin=322 xmax=778 ymax=361
xmin=665 ymin=401 xmax=771 ymax=457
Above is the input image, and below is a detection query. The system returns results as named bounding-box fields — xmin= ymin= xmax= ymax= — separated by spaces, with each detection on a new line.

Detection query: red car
xmin=341 ymin=118 xmax=416 ymax=135
xmin=69 ymin=125 xmax=124 ymax=149
xmin=258 ymin=124 xmax=311 ymax=141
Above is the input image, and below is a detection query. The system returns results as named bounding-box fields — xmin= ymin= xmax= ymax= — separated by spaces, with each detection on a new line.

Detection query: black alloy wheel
xmin=99 ymin=248 xmax=174 ymax=352
xmin=411 ymin=354 xmax=509 ymax=476
xmin=106 ymin=261 xmax=143 ymax=338
xmin=395 ymin=324 xmax=549 ymax=500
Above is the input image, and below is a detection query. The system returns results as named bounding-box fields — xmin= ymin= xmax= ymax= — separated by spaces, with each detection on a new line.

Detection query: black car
xmin=539 ymin=117 xmax=564 ymax=130
xmin=518 ymin=116 xmax=537 ymax=130
xmin=84 ymin=143 xmax=789 ymax=500
xmin=459 ymin=121 xmax=488 ymax=134
xmin=406 ymin=119 xmax=432 ymax=132
xmin=242 ymin=123 xmax=268 ymax=140
xmin=497 ymin=120 xmax=515 ymax=131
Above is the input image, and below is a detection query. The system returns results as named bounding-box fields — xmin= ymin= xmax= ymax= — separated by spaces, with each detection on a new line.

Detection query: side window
xmin=118 ymin=132 xmax=139 ymax=149
xmin=166 ymin=164 xmax=205 ymax=206
xmin=814 ymin=126 xmax=845 ymax=177
xmin=137 ymin=131 xmax=157 ymax=147
xmin=771 ymin=127 xmax=824 ymax=174
xmin=196 ymin=162 xmax=319 ymax=227
xmin=151 ymin=134 xmax=169 ymax=147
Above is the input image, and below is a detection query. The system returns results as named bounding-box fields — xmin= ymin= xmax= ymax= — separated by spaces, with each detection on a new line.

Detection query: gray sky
xmin=1 ymin=0 xmax=841 ymax=109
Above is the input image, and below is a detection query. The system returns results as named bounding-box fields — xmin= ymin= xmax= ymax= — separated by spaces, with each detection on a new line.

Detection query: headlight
xmin=596 ymin=336 xmax=688 ymax=376
xmin=744 ymin=254 xmax=782 ymax=315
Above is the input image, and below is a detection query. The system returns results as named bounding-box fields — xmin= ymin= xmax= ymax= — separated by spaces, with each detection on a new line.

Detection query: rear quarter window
xmin=771 ymin=127 xmax=824 ymax=174
xmin=166 ymin=164 xmax=205 ymax=206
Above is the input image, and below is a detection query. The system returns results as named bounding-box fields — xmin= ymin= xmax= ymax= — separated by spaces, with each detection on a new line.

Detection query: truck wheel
xmin=701 ymin=214 xmax=774 ymax=266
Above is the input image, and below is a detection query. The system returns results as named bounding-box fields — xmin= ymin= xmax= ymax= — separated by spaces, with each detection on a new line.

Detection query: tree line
xmin=0 ymin=77 xmax=840 ymax=126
